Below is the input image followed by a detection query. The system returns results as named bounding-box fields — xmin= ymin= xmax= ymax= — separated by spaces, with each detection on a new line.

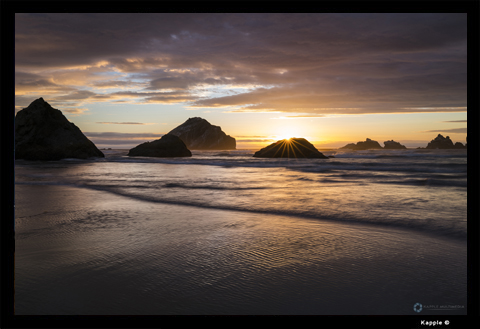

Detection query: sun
xmin=275 ymin=127 xmax=301 ymax=141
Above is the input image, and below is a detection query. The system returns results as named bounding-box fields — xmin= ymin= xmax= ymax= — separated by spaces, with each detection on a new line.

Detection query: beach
xmin=15 ymin=175 xmax=467 ymax=315
xmin=11 ymin=10 xmax=468 ymax=318
xmin=12 ymin=11 xmax=470 ymax=318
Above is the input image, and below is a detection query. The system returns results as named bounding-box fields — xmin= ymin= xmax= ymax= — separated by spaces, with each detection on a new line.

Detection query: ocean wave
xmin=92 ymin=185 xmax=468 ymax=240
xmin=314 ymin=172 xmax=467 ymax=187
xmin=295 ymin=163 xmax=466 ymax=175
xmin=98 ymin=157 xmax=466 ymax=176
xmin=332 ymin=149 xmax=467 ymax=159
xmin=162 ymin=183 xmax=268 ymax=190
xmin=16 ymin=149 xmax=466 ymax=177
xmin=375 ymin=179 xmax=467 ymax=188
xmin=15 ymin=180 xmax=467 ymax=240
xmin=14 ymin=180 xmax=269 ymax=192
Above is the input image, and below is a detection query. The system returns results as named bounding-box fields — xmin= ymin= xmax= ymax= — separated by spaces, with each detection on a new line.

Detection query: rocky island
xmin=168 ymin=117 xmax=236 ymax=150
xmin=15 ymin=98 xmax=104 ymax=161
xmin=253 ymin=138 xmax=328 ymax=158
xmin=340 ymin=138 xmax=383 ymax=150
xmin=383 ymin=140 xmax=407 ymax=149
xmin=128 ymin=134 xmax=192 ymax=157
xmin=425 ymin=134 xmax=466 ymax=149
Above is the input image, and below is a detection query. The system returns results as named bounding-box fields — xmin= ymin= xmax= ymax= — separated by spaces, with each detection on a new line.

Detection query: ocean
xmin=14 ymin=148 xmax=467 ymax=315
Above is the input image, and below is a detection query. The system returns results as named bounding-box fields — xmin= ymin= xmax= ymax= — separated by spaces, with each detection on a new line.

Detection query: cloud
xmin=15 ymin=13 xmax=467 ymax=115
xmin=62 ymin=108 xmax=90 ymax=115
xmin=443 ymin=120 xmax=467 ymax=123
xmin=408 ymin=109 xmax=467 ymax=114
xmin=56 ymin=90 xmax=97 ymax=100
xmin=236 ymin=139 xmax=277 ymax=143
xmin=15 ymin=14 xmax=465 ymax=69
xmin=84 ymin=131 xmax=167 ymax=149
xmin=99 ymin=90 xmax=198 ymax=104
xmin=107 ymin=57 xmax=169 ymax=73
xmin=96 ymin=122 xmax=157 ymax=125
xmin=423 ymin=128 xmax=467 ymax=134
xmin=15 ymin=71 xmax=79 ymax=97
xmin=15 ymin=71 xmax=57 ymax=88
xmin=272 ymin=115 xmax=326 ymax=119
xmin=188 ymin=67 xmax=467 ymax=114
xmin=92 ymin=80 xmax=143 ymax=89
xmin=90 ymin=140 xmax=145 ymax=147
xmin=148 ymin=77 xmax=192 ymax=90
xmin=15 ymin=95 xmax=46 ymax=109
xmin=84 ymin=132 xmax=165 ymax=140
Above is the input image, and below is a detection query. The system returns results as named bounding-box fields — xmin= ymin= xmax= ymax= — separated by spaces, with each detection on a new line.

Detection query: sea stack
xmin=425 ymin=134 xmax=463 ymax=149
xmin=15 ymin=98 xmax=104 ymax=160
xmin=383 ymin=140 xmax=407 ymax=149
xmin=340 ymin=138 xmax=383 ymax=150
xmin=253 ymin=138 xmax=328 ymax=158
xmin=168 ymin=117 xmax=236 ymax=150
xmin=454 ymin=142 xmax=466 ymax=149
xmin=128 ymin=134 xmax=192 ymax=157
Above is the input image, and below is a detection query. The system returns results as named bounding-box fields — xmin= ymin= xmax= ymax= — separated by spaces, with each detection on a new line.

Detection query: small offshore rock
xmin=383 ymin=140 xmax=407 ymax=149
xmin=454 ymin=142 xmax=466 ymax=149
xmin=340 ymin=138 xmax=383 ymax=150
xmin=128 ymin=134 xmax=192 ymax=157
xmin=253 ymin=138 xmax=328 ymax=158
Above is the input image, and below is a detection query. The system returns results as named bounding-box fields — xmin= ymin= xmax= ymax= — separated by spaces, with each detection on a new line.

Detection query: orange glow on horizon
xmin=274 ymin=125 xmax=304 ymax=141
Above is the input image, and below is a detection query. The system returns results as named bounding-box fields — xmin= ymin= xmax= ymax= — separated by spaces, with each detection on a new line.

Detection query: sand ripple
xmin=15 ymin=185 xmax=466 ymax=315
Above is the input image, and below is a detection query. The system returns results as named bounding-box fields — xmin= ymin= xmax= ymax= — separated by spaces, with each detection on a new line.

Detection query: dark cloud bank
xmin=15 ymin=13 xmax=467 ymax=115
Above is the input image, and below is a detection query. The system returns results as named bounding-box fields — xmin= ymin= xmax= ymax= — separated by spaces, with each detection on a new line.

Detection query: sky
xmin=14 ymin=13 xmax=467 ymax=149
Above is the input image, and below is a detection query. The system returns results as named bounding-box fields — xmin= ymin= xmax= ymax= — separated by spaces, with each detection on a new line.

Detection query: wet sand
xmin=14 ymin=184 xmax=467 ymax=315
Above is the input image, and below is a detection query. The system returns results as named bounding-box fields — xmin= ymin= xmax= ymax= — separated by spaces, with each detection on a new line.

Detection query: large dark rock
xmin=15 ymin=98 xmax=104 ymax=160
xmin=253 ymin=138 xmax=328 ymax=158
xmin=168 ymin=117 xmax=236 ymax=150
xmin=383 ymin=140 xmax=407 ymax=149
xmin=128 ymin=134 xmax=192 ymax=157
xmin=340 ymin=138 xmax=383 ymax=150
xmin=425 ymin=134 xmax=455 ymax=149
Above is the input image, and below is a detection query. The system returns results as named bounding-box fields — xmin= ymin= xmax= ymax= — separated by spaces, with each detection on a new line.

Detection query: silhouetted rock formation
xmin=425 ymin=134 xmax=463 ymax=149
xmin=15 ymin=98 xmax=104 ymax=160
xmin=128 ymin=134 xmax=192 ymax=157
xmin=253 ymin=138 xmax=328 ymax=158
xmin=168 ymin=117 xmax=236 ymax=150
xmin=340 ymin=138 xmax=383 ymax=150
xmin=383 ymin=140 xmax=407 ymax=149
xmin=454 ymin=142 xmax=466 ymax=149
xmin=340 ymin=143 xmax=356 ymax=150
